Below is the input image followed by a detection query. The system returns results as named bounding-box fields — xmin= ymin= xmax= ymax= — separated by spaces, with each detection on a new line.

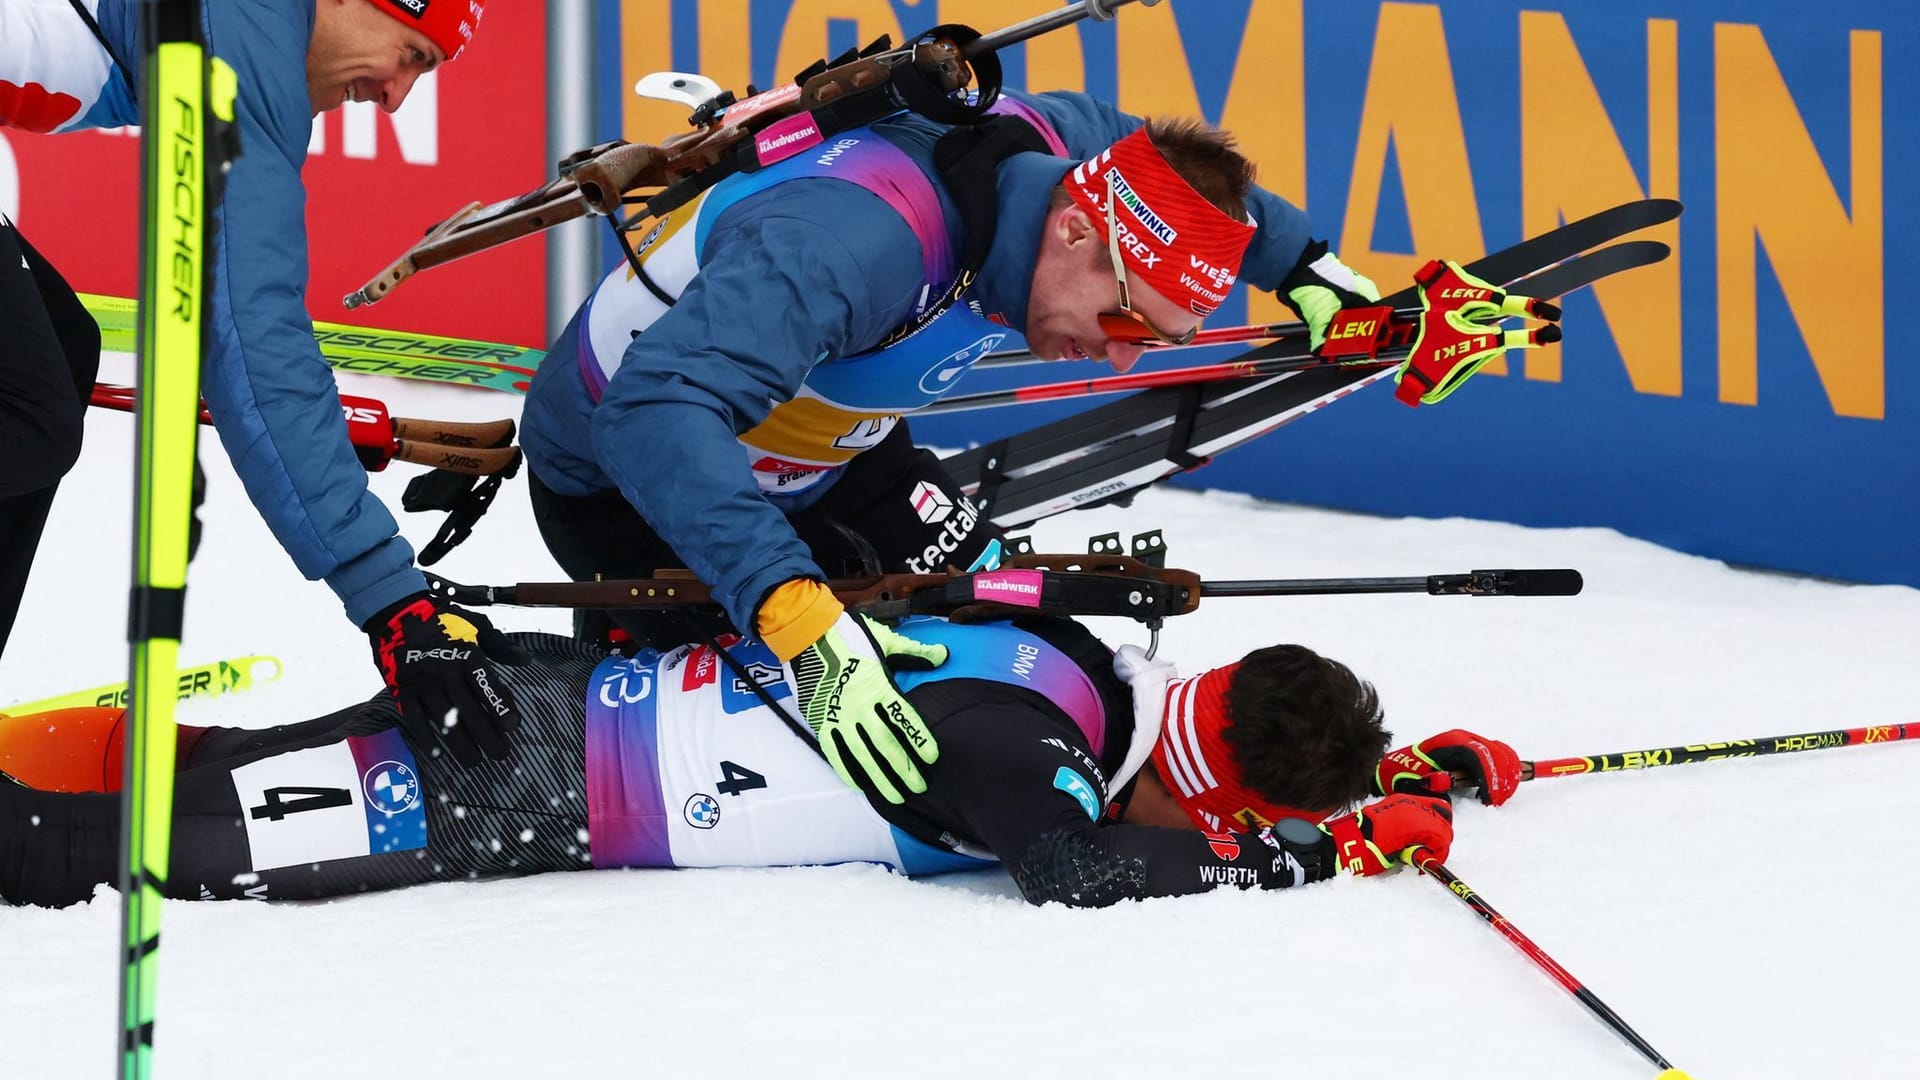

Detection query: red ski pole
xmin=917 ymin=350 xmax=1387 ymax=414
xmin=1405 ymin=849 xmax=1692 ymax=1078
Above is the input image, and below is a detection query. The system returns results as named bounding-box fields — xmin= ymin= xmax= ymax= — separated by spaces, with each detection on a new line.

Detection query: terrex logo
xmin=392 ymin=0 xmax=429 ymax=16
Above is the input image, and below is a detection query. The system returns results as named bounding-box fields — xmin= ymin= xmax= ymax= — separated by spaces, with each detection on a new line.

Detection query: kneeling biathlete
xmin=0 ymin=617 xmax=1505 ymax=908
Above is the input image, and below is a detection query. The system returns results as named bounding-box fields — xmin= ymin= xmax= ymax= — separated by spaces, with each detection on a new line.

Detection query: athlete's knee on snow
xmin=1011 ymin=829 xmax=1148 ymax=908
xmin=0 ymin=783 xmax=119 ymax=908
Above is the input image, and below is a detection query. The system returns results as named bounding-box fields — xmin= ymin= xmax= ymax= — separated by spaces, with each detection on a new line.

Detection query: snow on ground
xmin=4 ymin=363 xmax=1918 ymax=1079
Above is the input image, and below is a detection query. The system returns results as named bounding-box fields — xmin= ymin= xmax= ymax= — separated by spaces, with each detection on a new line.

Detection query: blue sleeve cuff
xmin=327 ymin=542 xmax=429 ymax=629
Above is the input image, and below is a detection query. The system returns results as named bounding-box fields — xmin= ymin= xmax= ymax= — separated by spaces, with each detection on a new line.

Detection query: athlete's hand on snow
xmin=783 ymin=612 xmax=946 ymax=805
xmin=1374 ymin=729 xmax=1523 ymax=807
xmin=1279 ymin=239 xmax=1381 ymax=351
xmin=1321 ymin=793 xmax=1454 ymax=876
xmin=1394 ymin=259 xmax=1561 ymax=406
xmin=365 ymin=593 xmax=524 ymax=769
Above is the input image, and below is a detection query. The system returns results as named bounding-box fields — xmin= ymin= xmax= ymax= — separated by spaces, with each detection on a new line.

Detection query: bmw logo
xmin=917 ymin=333 xmax=1007 ymax=395
xmin=684 ymin=793 xmax=721 ymax=829
xmin=362 ymin=760 xmax=420 ymax=816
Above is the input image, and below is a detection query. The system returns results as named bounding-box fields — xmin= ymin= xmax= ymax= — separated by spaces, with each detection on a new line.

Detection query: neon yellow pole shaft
xmin=120 ymin=13 xmax=236 ymax=1073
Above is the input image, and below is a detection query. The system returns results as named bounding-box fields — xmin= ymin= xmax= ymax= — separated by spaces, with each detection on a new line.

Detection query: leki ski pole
xmin=1516 ymin=722 xmax=1920 ymax=782
xmin=1404 ymin=848 xmax=1693 ymax=1080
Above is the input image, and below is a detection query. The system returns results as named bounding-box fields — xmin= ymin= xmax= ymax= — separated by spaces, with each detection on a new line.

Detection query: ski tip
xmin=1504 ymin=569 xmax=1584 ymax=596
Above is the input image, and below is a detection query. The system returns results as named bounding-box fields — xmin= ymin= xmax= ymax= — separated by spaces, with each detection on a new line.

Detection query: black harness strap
xmin=873 ymin=113 xmax=1050 ymax=349
xmin=68 ymin=0 xmax=138 ymax=99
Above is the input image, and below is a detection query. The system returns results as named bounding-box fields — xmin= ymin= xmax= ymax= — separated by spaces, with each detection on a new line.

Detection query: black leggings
xmin=0 ymin=634 xmax=603 ymax=907
xmin=0 ymin=223 xmax=101 ymax=660
xmin=528 ymin=420 xmax=1001 ymax=649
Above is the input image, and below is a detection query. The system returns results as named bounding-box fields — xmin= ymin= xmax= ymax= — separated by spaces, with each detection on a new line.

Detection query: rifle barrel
xmin=965 ymin=0 xmax=1158 ymax=57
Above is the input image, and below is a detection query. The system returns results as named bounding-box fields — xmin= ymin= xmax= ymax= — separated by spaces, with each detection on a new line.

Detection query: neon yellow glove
xmin=1280 ymin=240 xmax=1382 ymax=351
xmin=782 ymin=611 xmax=947 ymax=804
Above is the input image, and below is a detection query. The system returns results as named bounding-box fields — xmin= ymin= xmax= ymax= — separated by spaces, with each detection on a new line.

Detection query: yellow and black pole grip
xmin=1394 ymin=259 xmax=1563 ymax=407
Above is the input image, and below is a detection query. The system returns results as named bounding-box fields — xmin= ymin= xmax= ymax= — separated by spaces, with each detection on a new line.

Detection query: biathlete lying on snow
xmin=0 ymin=615 xmax=1518 ymax=909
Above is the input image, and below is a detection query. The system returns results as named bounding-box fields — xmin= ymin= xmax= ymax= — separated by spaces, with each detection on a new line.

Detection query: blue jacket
xmin=6 ymin=0 xmax=423 ymax=626
xmin=520 ymin=90 xmax=1314 ymax=633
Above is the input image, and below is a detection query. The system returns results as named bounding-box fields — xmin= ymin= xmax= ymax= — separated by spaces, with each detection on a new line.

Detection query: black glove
xmin=364 ymin=593 xmax=525 ymax=768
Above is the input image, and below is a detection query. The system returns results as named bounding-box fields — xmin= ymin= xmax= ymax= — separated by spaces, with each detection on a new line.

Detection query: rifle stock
xmin=348 ymin=4 xmax=1172 ymax=309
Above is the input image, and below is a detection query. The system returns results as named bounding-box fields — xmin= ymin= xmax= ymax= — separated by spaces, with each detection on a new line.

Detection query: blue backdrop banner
xmin=608 ymin=1 xmax=1915 ymax=587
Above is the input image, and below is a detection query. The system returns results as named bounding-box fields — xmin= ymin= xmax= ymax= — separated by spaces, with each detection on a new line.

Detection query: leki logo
xmin=1863 ymin=726 xmax=1896 ymax=743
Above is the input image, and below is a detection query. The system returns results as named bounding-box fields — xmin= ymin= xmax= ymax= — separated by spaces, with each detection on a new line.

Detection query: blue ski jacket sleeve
xmin=591 ymin=89 xmax=1315 ymax=634
xmin=88 ymin=0 xmax=424 ymax=627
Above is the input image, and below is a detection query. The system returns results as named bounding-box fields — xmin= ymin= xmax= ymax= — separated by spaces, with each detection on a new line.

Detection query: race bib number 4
xmin=229 ymin=728 xmax=429 ymax=872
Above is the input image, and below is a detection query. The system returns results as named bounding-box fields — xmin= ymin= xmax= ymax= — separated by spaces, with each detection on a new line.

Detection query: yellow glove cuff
xmin=756 ymin=578 xmax=845 ymax=662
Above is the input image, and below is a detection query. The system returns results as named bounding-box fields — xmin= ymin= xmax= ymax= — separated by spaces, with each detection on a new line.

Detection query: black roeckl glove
xmin=364 ymin=593 xmax=525 ymax=768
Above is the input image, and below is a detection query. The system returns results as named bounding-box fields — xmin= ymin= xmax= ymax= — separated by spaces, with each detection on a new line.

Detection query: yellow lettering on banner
xmin=1520 ymin=14 xmax=1680 ymax=395
xmin=622 ymin=3 xmax=755 ymax=142
xmin=1341 ymin=4 xmax=1488 ymax=368
xmin=1115 ymin=2 xmax=1305 ymax=326
xmin=775 ymin=0 xmax=905 ymax=101
xmin=1715 ymin=26 xmax=1883 ymax=418
xmin=698 ymin=1 xmax=754 ymax=106
xmin=963 ymin=0 xmax=1086 ymax=93
xmin=621 ymin=0 xmax=676 ymax=140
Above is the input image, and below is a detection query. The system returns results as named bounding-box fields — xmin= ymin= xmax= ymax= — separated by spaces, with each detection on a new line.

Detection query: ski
xmin=939 ymin=200 xmax=1681 ymax=526
xmin=81 ymin=292 xmax=541 ymax=395
xmin=955 ymin=238 xmax=1669 ymax=526
xmin=3 ymin=655 xmax=285 ymax=716
xmin=918 ymin=241 xmax=1654 ymax=416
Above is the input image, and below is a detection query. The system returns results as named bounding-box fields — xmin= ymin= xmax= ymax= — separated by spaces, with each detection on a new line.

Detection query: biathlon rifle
xmin=427 ymin=541 xmax=1582 ymax=643
xmin=344 ymin=0 xmax=1162 ymax=309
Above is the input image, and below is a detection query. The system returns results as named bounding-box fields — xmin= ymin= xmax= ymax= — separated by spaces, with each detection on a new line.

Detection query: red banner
xmin=0 ymin=2 xmax=550 ymax=348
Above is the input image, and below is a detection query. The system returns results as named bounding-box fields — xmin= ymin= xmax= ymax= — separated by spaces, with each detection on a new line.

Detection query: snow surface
xmin=4 ymin=361 xmax=1918 ymax=1079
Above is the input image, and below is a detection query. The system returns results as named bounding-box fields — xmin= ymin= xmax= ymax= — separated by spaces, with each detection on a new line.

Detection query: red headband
xmin=1062 ymin=127 xmax=1257 ymax=316
xmin=1150 ymin=662 xmax=1323 ymax=832
xmin=373 ymin=0 xmax=486 ymax=61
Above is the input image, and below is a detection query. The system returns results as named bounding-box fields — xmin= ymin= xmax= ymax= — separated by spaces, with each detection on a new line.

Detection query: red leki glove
xmin=1322 ymin=794 xmax=1454 ymax=876
xmin=1375 ymin=729 xmax=1524 ymax=807
xmin=1395 ymin=260 xmax=1561 ymax=407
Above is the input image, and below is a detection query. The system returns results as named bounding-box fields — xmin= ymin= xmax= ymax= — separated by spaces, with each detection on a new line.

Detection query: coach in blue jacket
xmin=518 ymin=87 xmax=1382 ymax=805
xmin=0 ymin=0 xmax=522 ymax=769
